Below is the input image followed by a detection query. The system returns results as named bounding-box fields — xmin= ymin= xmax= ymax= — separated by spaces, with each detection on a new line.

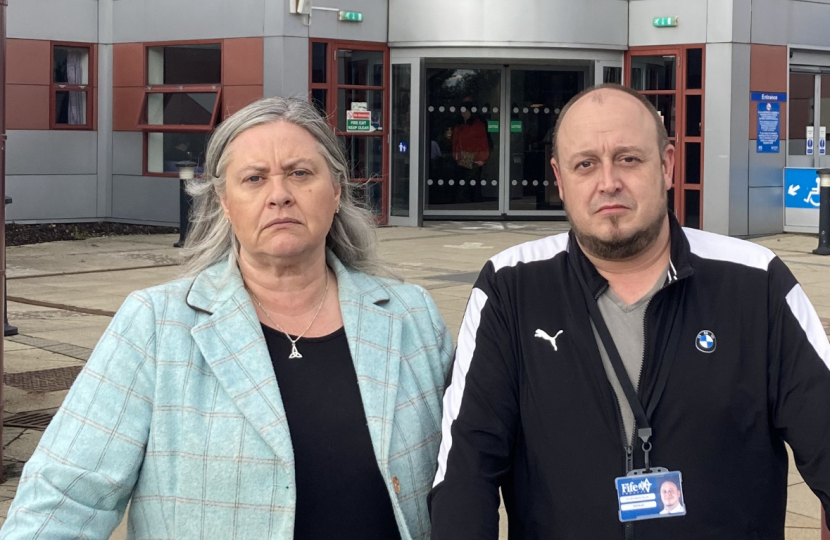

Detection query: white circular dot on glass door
xmin=471 ymin=107 xmax=477 ymax=112
xmin=533 ymin=180 xmax=538 ymax=186
xmin=534 ymin=108 xmax=539 ymax=114
xmin=438 ymin=179 xmax=444 ymax=185
xmin=491 ymin=180 xmax=497 ymax=186
xmin=460 ymin=107 xmax=466 ymax=112
xmin=428 ymin=106 xmax=435 ymax=112
xmin=513 ymin=107 xmax=519 ymax=113
xmin=511 ymin=180 xmax=517 ymax=186
xmin=449 ymin=106 xmax=456 ymax=112
xmin=493 ymin=107 xmax=499 ymax=113
xmin=555 ymin=108 xmax=561 ymax=114
xmin=481 ymin=107 xmax=488 ymax=113
xmin=427 ymin=179 xmax=433 ymax=185
xmin=470 ymin=180 xmax=476 ymax=186
xmin=522 ymin=180 xmax=528 ymax=186
xmin=544 ymin=108 xmax=550 ymax=114
xmin=459 ymin=180 xmax=465 ymax=186
xmin=543 ymin=180 xmax=549 ymax=186
xmin=523 ymin=107 xmax=529 ymax=113
xmin=448 ymin=179 xmax=455 ymax=186
xmin=439 ymin=106 xmax=445 ymax=112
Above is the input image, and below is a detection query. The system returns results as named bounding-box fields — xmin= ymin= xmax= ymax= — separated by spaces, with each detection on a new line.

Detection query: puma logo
xmin=535 ymin=329 xmax=564 ymax=351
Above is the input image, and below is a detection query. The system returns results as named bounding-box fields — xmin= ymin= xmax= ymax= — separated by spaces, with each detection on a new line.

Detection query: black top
xmin=262 ymin=324 xmax=401 ymax=540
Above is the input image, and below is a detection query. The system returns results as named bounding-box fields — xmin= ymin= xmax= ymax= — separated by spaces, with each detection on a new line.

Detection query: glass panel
xmin=144 ymin=92 xmax=218 ymax=126
xmin=630 ymin=55 xmax=676 ymax=91
xmin=425 ymin=68 xmax=501 ymax=211
xmin=55 ymin=91 xmax=87 ymax=125
xmin=686 ymin=49 xmax=703 ymax=89
xmin=603 ymin=66 xmax=622 ymax=84
xmin=53 ymin=46 xmax=89 ymax=85
xmin=339 ymin=136 xmax=383 ymax=180
xmin=686 ymin=95 xmax=702 ymax=137
xmin=789 ymin=73 xmax=816 ymax=156
xmin=311 ymin=89 xmax=327 ymax=117
xmin=684 ymin=143 xmax=701 ymax=184
xmin=312 ymin=42 xmax=327 ymax=84
xmin=146 ymin=132 xmax=209 ymax=174
xmin=147 ymin=44 xmax=221 ymax=85
xmin=646 ymin=94 xmax=676 ymax=137
xmin=684 ymin=189 xmax=701 ymax=229
xmin=337 ymin=89 xmax=383 ymax=132
xmin=509 ymin=69 xmax=586 ymax=211
xmin=338 ymin=50 xmax=384 ymax=86
xmin=391 ymin=65 xmax=412 ymax=217
xmin=351 ymin=181 xmax=383 ymax=216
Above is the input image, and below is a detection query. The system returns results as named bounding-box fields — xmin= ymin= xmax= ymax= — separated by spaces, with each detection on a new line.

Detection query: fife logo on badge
xmin=615 ymin=470 xmax=686 ymax=522
xmin=695 ymin=330 xmax=716 ymax=353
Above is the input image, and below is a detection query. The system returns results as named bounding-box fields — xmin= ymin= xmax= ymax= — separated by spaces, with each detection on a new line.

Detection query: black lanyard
xmin=574 ymin=265 xmax=686 ymax=472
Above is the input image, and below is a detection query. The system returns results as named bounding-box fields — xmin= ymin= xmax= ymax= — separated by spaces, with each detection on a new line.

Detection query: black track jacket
xmin=429 ymin=216 xmax=830 ymax=540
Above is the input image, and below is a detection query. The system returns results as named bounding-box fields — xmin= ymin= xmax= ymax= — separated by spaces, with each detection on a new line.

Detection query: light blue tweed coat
xmin=0 ymin=252 xmax=454 ymax=540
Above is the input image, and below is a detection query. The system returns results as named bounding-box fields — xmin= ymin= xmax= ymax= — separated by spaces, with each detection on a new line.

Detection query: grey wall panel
xmin=98 ymin=40 xmax=114 ymax=219
xmin=308 ymin=0 xmax=387 ymax=42
xmin=264 ymin=37 xmax=310 ymax=99
xmin=6 ymin=175 xmax=98 ymax=222
xmin=748 ymin=142 xmax=785 ymax=187
xmin=729 ymin=43 xmax=751 ymax=236
xmin=113 ymin=0 xmax=266 ymax=43
xmin=748 ymin=186 xmax=784 ymax=235
xmin=628 ymin=0 xmax=707 ymax=47
xmin=112 ymin=175 xmax=179 ymax=225
xmin=112 ymin=132 xmax=144 ymax=176
xmin=8 ymin=0 xmax=98 ymax=42
xmin=750 ymin=0 xmax=788 ymax=45
xmin=264 ymin=0 xmax=287 ymax=37
xmin=707 ymin=0 xmax=751 ymax=44
xmin=703 ymin=43 xmax=751 ymax=236
xmin=6 ymin=131 xmax=98 ymax=176
xmin=789 ymin=1 xmax=830 ymax=48
xmin=389 ymin=0 xmax=627 ymax=48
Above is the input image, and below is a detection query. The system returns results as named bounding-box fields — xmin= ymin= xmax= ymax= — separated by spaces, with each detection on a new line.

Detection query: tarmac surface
xmin=0 ymin=221 xmax=828 ymax=539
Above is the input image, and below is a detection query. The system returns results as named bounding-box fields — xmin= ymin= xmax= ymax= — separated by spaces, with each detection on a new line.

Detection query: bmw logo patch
xmin=695 ymin=330 xmax=716 ymax=353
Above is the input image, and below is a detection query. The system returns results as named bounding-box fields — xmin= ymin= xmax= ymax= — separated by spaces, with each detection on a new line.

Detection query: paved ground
xmin=0 ymin=222 xmax=828 ymax=539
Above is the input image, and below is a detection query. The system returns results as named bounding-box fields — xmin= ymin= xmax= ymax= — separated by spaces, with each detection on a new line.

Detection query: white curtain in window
xmin=67 ymin=49 xmax=85 ymax=125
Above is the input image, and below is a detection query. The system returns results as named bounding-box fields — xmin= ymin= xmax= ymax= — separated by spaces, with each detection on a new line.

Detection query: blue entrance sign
xmin=398 ymin=141 xmax=408 ymax=153
xmin=750 ymin=92 xmax=787 ymax=102
xmin=757 ymin=102 xmax=780 ymax=153
xmin=785 ymin=169 xmax=822 ymax=209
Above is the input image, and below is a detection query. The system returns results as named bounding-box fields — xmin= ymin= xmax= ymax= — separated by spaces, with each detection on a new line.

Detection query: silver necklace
xmin=250 ymin=269 xmax=329 ymax=359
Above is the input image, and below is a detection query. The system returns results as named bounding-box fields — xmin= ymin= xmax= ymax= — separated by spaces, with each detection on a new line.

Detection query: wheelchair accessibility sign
xmin=785 ymin=169 xmax=822 ymax=209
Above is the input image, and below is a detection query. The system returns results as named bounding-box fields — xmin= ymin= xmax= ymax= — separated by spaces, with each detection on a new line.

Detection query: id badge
xmin=615 ymin=468 xmax=686 ymax=522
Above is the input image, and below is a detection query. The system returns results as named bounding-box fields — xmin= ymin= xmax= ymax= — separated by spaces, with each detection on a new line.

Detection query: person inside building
xmin=0 ymin=97 xmax=454 ymax=540
xmin=428 ymin=83 xmax=830 ymax=539
xmin=451 ymin=96 xmax=490 ymax=203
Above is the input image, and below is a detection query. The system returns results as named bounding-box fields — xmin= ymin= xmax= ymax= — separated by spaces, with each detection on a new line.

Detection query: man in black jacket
xmin=428 ymin=83 xmax=830 ymax=540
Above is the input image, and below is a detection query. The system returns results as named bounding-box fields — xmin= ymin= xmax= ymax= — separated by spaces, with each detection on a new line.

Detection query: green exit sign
xmin=339 ymin=10 xmax=363 ymax=22
xmin=653 ymin=16 xmax=678 ymax=27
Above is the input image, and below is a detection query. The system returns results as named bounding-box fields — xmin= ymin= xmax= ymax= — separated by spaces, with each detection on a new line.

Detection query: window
xmin=51 ymin=43 xmax=93 ymax=129
xmin=141 ymin=42 xmax=222 ymax=176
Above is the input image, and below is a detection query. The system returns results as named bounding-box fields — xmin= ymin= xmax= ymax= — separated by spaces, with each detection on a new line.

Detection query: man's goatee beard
xmin=568 ymin=207 xmax=667 ymax=261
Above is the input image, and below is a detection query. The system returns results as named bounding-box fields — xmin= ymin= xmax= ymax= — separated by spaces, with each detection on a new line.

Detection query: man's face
xmin=660 ymin=481 xmax=680 ymax=509
xmin=551 ymin=89 xmax=675 ymax=260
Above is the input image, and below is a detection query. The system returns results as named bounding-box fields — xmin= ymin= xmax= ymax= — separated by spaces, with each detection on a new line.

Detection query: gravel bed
xmin=5 ymin=222 xmax=178 ymax=247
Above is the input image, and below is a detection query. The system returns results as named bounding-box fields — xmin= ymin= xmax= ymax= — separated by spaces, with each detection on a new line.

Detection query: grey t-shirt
xmin=590 ymin=269 xmax=668 ymax=445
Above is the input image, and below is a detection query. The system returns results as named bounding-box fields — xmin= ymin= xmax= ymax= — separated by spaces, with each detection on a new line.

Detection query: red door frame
xmin=309 ymin=39 xmax=390 ymax=225
xmin=625 ymin=45 xmax=706 ymax=228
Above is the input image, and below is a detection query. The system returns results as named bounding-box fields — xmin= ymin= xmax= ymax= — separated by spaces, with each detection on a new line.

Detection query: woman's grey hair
xmin=181 ymin=96 xmax=383 ymax=277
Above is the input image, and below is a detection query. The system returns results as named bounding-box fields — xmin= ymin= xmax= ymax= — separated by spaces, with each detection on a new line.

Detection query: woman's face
xmin=221 ymin=121 xmax=341 ymax=267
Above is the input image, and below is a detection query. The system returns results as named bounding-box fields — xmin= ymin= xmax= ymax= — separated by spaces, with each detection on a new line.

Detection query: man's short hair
xmin=552 ymin=83 xmax=671 ymax=161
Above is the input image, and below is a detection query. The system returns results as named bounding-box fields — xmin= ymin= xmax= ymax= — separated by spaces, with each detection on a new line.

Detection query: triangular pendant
xmin=288 ymin=342 xmax=303 ymax=359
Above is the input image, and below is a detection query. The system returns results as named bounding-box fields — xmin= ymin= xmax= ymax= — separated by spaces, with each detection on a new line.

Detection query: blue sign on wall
xmin=785 ymin=169 xmax=822 ymax=209
xmin=750 ymin=92 xmax=787 ymax=102
xmin=757 ymin=102 xmax=780 ymax=153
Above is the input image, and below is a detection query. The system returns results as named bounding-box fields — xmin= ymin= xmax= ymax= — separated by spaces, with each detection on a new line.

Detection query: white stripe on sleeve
xmin=785 ymin=284 xmax=830 ymax=370
xmin=433 ymin=286 xmax=489 ymax=487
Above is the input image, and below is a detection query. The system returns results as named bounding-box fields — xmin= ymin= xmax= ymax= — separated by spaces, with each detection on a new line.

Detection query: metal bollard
xmin=4 ymin=195 xmax=16 ymax=337
xmin=814 ymin=168 xmax=830 ymax=255
xmin=173 ymin=161 xmax=197 ymax=249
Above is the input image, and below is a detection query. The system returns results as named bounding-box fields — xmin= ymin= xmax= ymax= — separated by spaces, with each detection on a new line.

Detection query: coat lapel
xmin=187 ymin=262 xmax=295 ymax=465
xmin=329 ymin=253 xmax=402 ymax=468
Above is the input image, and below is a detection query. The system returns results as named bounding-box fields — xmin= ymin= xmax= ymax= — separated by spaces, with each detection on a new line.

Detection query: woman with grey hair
xmin=0 ymin=97 xmax=454 ymax=540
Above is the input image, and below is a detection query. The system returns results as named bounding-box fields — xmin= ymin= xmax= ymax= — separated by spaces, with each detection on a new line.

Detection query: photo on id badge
xmin=615 ymin=470 xmax=686 ymax=522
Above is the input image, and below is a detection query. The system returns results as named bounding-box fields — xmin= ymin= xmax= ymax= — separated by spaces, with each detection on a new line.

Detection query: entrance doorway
xmin=423 ymin=64 xmax=588 ymax=217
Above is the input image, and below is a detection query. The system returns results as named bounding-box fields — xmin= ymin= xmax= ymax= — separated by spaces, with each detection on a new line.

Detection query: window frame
xmin=309 ymin=39 xmax=390 ymax=224
xmin=50 ymin=41 xmax=95 ymax=131
xmin=141 ymin=39 xmax=223 ymax=178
